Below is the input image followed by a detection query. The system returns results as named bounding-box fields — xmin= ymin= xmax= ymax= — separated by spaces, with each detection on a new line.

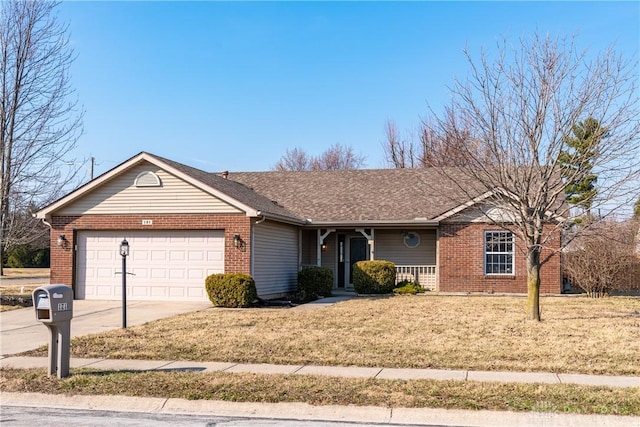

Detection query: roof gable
xmin=37 ymin=152 xmax=300 ymax=222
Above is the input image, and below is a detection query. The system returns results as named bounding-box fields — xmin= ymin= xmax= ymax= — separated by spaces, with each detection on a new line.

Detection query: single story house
xmin=36 ymin=152 xmax=562 ymax=301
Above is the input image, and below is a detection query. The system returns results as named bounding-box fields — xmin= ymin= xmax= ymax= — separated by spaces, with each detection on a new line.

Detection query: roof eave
xmin=255 ymin=210 xmax=307 ymax=225
xmin=303 ymin=219 xmax=440 ymax=227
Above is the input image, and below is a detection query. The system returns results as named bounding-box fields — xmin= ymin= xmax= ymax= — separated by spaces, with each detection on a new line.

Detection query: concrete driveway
xmin=0 ymin=300 xmax=211 ymax=357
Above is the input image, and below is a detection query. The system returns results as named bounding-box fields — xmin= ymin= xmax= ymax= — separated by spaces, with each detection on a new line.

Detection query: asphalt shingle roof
xmin=227 ymin=168 xmax=482 ymax=223
xmin=149 ymin=154 xmax=302 ymax=221
xmin=138 ymin=153 xmax=489 ymax=224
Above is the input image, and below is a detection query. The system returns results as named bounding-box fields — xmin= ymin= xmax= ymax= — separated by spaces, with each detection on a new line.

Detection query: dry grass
xmin=0 ymin=284 xmax=39 ymax=295
xmin=23 ymin=295 xmax=640 ymax=375
xmin=1 ymin=368 xmax=638 ymax=415
xmin=1 ymin=268 xmax=49 ymax=278
xmin=0 ymin=305 xmax=24 ymax=312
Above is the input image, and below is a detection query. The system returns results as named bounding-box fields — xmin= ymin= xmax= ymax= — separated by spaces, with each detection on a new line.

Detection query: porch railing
xmin=395 ymin=265 xmax=437 ymax=291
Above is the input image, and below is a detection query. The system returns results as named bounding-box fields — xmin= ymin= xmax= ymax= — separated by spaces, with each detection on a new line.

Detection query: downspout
xmin=35 ymin=213 xmax=52 ymax=230
xmin=252 ymin=212 xmax=265 ymax=279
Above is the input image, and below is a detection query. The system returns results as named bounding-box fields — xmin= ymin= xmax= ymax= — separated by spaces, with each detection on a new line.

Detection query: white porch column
xmin=317 ymin=229 xmax=335 ymax=266
xmin=355 ymin=228 xmax=375 ymax=260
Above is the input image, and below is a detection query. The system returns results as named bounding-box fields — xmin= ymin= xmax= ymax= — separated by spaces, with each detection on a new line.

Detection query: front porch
xmin=395 ymin=265 xmax=437 ymax=291
xmin=300 ymin=228 xmax=439 ymax=291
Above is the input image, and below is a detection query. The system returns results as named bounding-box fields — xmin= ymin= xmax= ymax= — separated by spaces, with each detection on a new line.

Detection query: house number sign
xmin=142 ymin=219 xmax=153 ymax=225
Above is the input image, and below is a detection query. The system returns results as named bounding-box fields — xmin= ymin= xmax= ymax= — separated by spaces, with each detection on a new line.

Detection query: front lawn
xmin=22 ymin=294 xmax=640 ymax=376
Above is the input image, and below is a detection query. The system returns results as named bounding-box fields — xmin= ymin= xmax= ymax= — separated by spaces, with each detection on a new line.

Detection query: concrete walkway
xmin=1 ymin=355 xmax=639 ymax=388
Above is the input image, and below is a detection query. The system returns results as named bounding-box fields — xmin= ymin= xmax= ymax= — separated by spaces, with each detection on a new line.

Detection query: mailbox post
xmin=32 ymin=285 xmax=73 ymax=378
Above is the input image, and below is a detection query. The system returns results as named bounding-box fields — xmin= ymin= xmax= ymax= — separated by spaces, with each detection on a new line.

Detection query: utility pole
xmin=90 ymin=156 xmax=94 ymax=180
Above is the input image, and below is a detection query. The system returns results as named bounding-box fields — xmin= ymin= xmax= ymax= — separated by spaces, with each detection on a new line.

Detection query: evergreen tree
xmin=558 ymin=117 xmax=607 ymax=215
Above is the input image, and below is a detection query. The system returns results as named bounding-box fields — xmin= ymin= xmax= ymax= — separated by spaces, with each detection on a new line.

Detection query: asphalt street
xmin=0 ymin=406 xmax=450 ymax=427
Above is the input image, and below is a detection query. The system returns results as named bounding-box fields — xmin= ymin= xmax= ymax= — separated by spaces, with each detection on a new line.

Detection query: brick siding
xmin=438 ymin=223 xmax=562 ymax=294
xmin=49 ymin=214 xmax=252 ymax=287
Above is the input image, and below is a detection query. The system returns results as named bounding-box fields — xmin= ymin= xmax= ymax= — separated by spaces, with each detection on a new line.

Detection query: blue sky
xmin=58 ymin=1 xmax=639 ymax=178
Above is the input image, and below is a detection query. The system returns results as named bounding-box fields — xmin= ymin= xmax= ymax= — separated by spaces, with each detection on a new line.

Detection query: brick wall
xmin=438 ymin=223 xmax=562 ymax=294
xmin=49 ymin=214 xmax=252 ymax=287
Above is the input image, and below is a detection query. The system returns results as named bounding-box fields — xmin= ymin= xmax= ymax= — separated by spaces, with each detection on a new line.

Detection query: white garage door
xmin=76 ymin=230 xmax=224 ymax=301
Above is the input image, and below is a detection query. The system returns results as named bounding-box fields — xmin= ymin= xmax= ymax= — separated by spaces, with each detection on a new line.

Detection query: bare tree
xmin=0 ymin=0 xmax=83 ymax=275
xmin=310 ymin=143 xmax=366 ymax=170
xmin=383 ymin=112 xmax=492 ymax=168
xmin=564 ymin=220 xmax=640 ymax=297
xmin=429 ymin=33 xmax=640 ymax=320
xmin=273 ymin=143 xmax=365 ymax=171
xmin=382 ymin=119 xmax=416 ymax=168
xmin=273 ymin=147 xmax=311 ymax=171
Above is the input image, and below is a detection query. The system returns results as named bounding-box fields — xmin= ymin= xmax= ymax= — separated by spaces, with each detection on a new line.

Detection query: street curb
xmin=2 ymin=392 xmax=640 ymax=427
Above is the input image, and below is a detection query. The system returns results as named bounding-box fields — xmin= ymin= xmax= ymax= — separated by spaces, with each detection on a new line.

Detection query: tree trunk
xmin=526 ymin=248 xmax=541 ymax=321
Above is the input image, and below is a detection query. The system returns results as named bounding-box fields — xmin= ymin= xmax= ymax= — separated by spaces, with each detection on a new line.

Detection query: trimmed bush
xmin=205 ymin=273 xmax=257 ymax=308
xmin=352 ymin=260 xmax=396 ymax=294
xmin=297 ymin=266 xmax=333 ymax=301
xmin=393 ymin=280 xmax=425 ymax=295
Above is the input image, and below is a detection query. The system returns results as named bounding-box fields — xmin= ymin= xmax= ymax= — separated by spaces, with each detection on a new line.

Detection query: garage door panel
xmin=207 ymin=251 xmax=223 ymax=261
xmin=169 ymin=269 xmax=185 ymax=279
xmin=132 ymin=287 xmax=149 ymax=297
xmin=133 ymin=251 xmax=149 ymax=261
xmin=188 ymin=269 xmax=204 ymax=279
xmin=151 ymin=269 xmax=167 ymax=279
xmin=77 ymin=230 xmax=224 ymax=301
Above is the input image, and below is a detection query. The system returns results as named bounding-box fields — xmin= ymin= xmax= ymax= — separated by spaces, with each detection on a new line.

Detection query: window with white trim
xmin=484 ymin=231 xmax=514 ymax=275
xmin=134 ymin=171 xmax=161 ymax=187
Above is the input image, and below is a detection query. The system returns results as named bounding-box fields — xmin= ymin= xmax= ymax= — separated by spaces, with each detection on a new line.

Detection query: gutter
xmin=303 ymin=219 xmax=440 ymax=228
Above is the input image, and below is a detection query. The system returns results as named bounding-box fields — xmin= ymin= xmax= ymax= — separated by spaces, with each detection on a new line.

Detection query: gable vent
xmin=134 ymin=171 xmax=162 ymax=187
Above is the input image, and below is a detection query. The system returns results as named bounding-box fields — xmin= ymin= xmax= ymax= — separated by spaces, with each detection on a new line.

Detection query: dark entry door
xmin=337 ymin=235 xmax=346 ymax=288
xmin=349 ymin=237 xmax=368 ymax=284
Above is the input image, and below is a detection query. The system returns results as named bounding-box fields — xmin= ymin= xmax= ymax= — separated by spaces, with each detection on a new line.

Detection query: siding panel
xmin=58 ymin=162 xmax=242 ymax=215
xmin=375 ymin=229 xmax=436 ymax=265
xmin=252 ymin=220 xmax=299 ymax=296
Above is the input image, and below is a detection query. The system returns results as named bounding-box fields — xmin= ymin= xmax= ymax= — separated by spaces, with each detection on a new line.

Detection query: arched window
xmin=134 ymin=171 xmax=162 ymax=187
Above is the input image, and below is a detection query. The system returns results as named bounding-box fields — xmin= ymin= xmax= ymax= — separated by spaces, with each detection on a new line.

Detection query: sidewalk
xmin=1 ymin=355 xmax=638 ymax=388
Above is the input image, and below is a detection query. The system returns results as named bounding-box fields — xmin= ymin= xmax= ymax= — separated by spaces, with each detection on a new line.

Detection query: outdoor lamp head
xmin=120 ymin=239 xmax=129 ymax=257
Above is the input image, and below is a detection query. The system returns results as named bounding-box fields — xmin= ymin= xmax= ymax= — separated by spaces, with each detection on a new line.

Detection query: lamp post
xmin=119 ymin=239 xmax=129 ymax=329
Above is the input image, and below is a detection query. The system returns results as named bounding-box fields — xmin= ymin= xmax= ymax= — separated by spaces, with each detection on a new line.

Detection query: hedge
xmin=205 ymin=273 xmax=257 ymax=308
xmin=297 ymin=266 xmax=333 ymax=300
xmin=352 ymin=260 xmax=396 ymax=294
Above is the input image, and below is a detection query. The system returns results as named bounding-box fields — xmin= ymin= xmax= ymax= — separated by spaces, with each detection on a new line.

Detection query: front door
xmin=337 ymin=234 xmax=346 ymax=288
xmin=349 ymin=237 xmax=368 ymax=284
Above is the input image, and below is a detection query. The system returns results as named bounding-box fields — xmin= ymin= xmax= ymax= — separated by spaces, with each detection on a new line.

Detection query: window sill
xmin=484 ymin=274 xmax=516 ymax=280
